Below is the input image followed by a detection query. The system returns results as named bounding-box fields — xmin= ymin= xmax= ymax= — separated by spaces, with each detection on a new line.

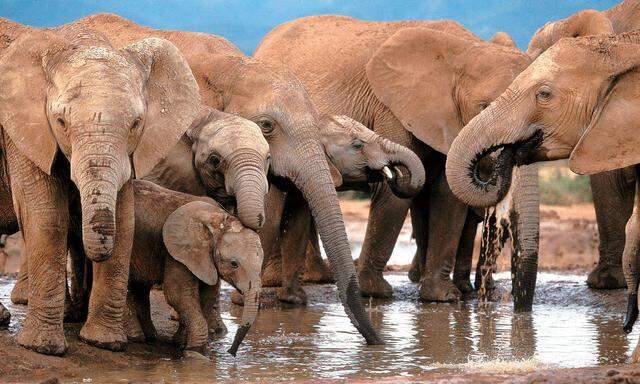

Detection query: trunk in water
xmin=292 ymin=145 xmax=383 ymax=345
xmin=230 ymin=150 xmax=268 ymax=231
xmin=623 ymin=210 xmax=640 ymax=333
xmin=228 ymin=284 xmax=260 ymax=356
xmin=379 ymin=138 xmax=425 ymax=198
xmin=510 ymin=163 xmax=540 ymax=312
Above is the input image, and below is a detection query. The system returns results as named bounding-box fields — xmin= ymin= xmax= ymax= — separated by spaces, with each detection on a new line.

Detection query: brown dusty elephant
xmin=445 ymin=31 xmax=640 ymax=265
xmin=526 ymin=0 xmax=640 ymax=290
xmin=0 ymin=23 xmax=201 ymax=355
xmin=69 ymin=13 xmax=382 ymax=344
xmin=124 ymin=180 xmax=262 ymax=359
xmin=260 ymin=115 xmax=424 ymax=304
xmin=254 ymin=16 xmax=539 ymax=309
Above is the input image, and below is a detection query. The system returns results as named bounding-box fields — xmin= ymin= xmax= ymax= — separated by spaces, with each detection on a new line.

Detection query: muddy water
xmin=0 ymin=271 xmax=636 ymax=382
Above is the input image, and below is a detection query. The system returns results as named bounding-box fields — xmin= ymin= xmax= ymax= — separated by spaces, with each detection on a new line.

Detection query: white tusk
xmin=393 ymin=166 xmax=404 ymax=179
xmin=382 ymin=166 xmax=394 ymax=180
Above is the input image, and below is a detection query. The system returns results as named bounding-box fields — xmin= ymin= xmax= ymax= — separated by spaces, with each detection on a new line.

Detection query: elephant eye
xmin=56 ymin=117 xmax=67 ymax=131
xmin=208 ymin=153 xmax=221 ymax=167
xmin=130 ymin=118 xmax=142 ymax=133
xmin=352 ymin=139 xmax=364 ymax=149
xmin=230 ymin=260 xmax=239 ymax=269
xmin=536 ymin=86 xmax=552 ymax=102
xmin=478 ymin=101 xmax=489 ymax=110
xmin=256 ymin=118 xmax=275 ymax=135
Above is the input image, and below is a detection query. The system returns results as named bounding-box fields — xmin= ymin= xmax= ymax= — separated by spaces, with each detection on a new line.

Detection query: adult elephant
xmin=0 ymin=25 xmax=201 ymax=355
xmin=71 ymin=13 xmax=382 ymax=344
xmin=255 ymin=16 xmax=538 ymax=307
xmin=526 ymin=0 xmax=640 ymax=289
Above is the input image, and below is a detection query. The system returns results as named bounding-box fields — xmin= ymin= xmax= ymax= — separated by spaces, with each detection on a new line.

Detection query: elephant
xmin=68 ymin=13 xmax=382 ymax=344
xmin=526 ymin=0 xmax=640 ymax=290
xmin=260 ymin=114 xmax=424 ymax=303
xmin=123 ymin=180 xmax=263 ymax=359
xmin=621 ymin=183 xmax=640 ymax=362
xmin=254 ymin=16 xmax=539 ymax=308
xmin=0 ymin=24 xmax=202 ymax=355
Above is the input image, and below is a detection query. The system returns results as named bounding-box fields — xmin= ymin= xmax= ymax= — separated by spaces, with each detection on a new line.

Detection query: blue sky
xmin=2 ymin=0 xmax=620 ymax=54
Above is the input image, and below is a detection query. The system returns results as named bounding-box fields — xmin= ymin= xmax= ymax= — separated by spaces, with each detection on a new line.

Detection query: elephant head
xmin=188 ymin=108 xmax=270 ymax=230
xmin=162 ymin=200 xmax=263 ymax=356
xmin=320 ymin=115 xmax=425 ymax=197
xmin=0 ymin=28 xmax=200 ymax=262
xmin=365 ymin=28 xmax=530 ymax=156
xmin=446 ymin=32 xmax=640 ymax=207
xmin=526 ymin=9 xmax=613 ymax=59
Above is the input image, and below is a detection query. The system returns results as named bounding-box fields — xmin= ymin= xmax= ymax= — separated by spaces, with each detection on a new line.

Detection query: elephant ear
xmin=124 ymin=37 xmax=202 ymax=178
xmin=366 ymin=28 xmax=471 ymax=154
xmin=0 ymin=30 xmax=66 ymax=175
xmin=324 ymin=154 xmax=343 ymax=188
xmin=569 ymin=69 xmax=640 ymax=174
xmin=163 ymin=200 xmax=222 ymax=285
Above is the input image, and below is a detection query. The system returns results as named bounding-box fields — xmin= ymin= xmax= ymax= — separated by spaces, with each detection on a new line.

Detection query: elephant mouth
xmin=378 ymin=163 xmax=413 ymax=198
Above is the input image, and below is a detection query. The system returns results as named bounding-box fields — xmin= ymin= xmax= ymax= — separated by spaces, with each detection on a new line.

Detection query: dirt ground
xmin=0 ymin=201 xmax=632 ymax=383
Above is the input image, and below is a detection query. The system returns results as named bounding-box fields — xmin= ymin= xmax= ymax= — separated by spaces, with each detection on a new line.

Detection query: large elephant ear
xmin=0 ymin=30 xmax=66 ymax=175
xmin=366 ymin=28 xmax=471 ymax=154
xmin=124 ymin=37 xmax=202 ymax=178
xmin=569 ymin=69 xmax=640 ymax=174
xmin=163 ymin=200 xmax=223 ymax=285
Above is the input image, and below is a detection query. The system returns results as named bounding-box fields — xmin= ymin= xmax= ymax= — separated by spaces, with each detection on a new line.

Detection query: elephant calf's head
xmin=0 ymin=28 xmax=201 ymax=262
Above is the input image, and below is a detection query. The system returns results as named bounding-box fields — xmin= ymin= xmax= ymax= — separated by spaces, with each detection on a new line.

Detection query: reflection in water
xmin=0 ymin=272 xmax=638 ymax=382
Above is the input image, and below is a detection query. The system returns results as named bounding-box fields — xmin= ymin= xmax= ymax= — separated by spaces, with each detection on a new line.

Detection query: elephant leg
xmin=66 ymin=234 xmax=91 ymax=323
xmin=302 ymin=222 xmax=334 ymax=284
xmin=199 ymin=280 xmax=227 ymax=337
xmin=588 ymin=168 xmax=635 ymax=289
xmin=79 ymin=180 xmax=134 ymax=351
xmin=453 ymin=212 xmax=480 ymax=295
xmin=164 ymin=261 xmax=208 ymax=355
xmin=124 ymin=289 xmax=145 ymax=343
xmin=358 ymin=182 xmax=410 ymax=298
xmin=420 ymin=172 xmax=467 ymax=303
xmin=408 ymin=189 xmax=429 ymax=284
xmin=10 ymin=244 xmax=28 ymax=304
xmin=127 ymin=282 xmax=155 ymax=342
xmin=278 ymin=194 xmax=311 ymax=305
xmin=259 ymin=185 xmax=287 ymax=287
xmin=7 ymin=139 xmax=70 ymax=355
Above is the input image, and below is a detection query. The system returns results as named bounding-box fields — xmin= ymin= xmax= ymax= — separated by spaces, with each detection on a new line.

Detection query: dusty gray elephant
xmin=0 ymin=23 xmax=201 ymax=355
xmin=69 ymin=13 xmax=382 ymax=344
xmin=255 ymin=16 xmax=539 ymax=309
xmin=526 ymin=0 xmax=640 ymax=289
xmin=124 ymin=180 xmax=262 ymax=358
xmin=261 ymin=115 xmax=424 ymax=304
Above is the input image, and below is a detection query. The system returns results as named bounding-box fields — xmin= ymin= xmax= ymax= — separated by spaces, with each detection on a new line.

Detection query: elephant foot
xmin=0 ymin=303 xmax=10 ymax=328
xmin=183 ymin=349 xmax=209 ymax=361
xmin=420 ymin=276 xmax=461 ymax=302
xmin=303 ymin=258 xmax=335 ymax=284
xmin=408 ymin=264 xmax=421 ymax=283
xmin=587 ymin=263 xmax=626 ymax=290
xmin=79 ymin=320 xmax=127 ymax=351
xmin=277 ymin=286 xmax=307 ymax=305
xmin=454 ymin=277 xmax=474 ymax=295
xmin=207 ymin=312 xmax=227 ymax=338
xmin=10 ymin=280 xmax=29 ymax=305
xmin=17 ymin=321 xmax=67 ymax=356
xmin=124 ymin=309 xmax=145 ymax=343
xmin=357 ymin=268 xmax=393 ymax=298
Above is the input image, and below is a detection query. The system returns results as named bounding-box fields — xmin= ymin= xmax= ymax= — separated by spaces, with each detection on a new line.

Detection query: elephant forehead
xmin=68 ymin=46 xmax=132 ymax=70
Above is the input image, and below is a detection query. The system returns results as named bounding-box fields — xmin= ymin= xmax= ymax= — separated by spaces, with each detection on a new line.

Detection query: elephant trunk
xmin=445 ymin=93 xmax=536 ymax=208
xmin=510 ymin=164 xmax=540 ymax=312
xmin=623 ymin=211 xmax=640 ymax=333
xmin=291 ymin=142 xmax=383 ymax=345
xmin=378 ymin=137 xmax=425 ymax=198
xmin=71 ymin=137 xmax=129 ymax=263
xmin=229 ymin=149 xmax=268 ymax=230
xmin=228 ymin=282 xmax=260 ymax=356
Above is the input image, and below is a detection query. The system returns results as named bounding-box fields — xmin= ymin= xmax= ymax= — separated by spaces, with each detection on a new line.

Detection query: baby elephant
xmin=126 ymin=180 xmax=263 ymax=357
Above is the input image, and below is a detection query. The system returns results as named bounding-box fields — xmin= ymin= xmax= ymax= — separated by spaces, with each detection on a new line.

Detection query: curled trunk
xmin=378 ymin=137 xmax=425 ymax=198
xmin=229 ymin=150 xmax=268 ymax=231
xmin=228 ymin=284 xmax=260 ymax=356
xmin=292 ymin=144 xmax=383 ymax=345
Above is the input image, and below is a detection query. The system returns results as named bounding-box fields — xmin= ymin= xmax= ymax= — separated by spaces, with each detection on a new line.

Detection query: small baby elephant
xmin=126 ymin=180 xmax=263 ymax=357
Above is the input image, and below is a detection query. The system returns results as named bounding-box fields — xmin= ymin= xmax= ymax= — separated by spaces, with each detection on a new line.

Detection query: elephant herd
xmin=0 ymin=0 xmax=639 ymax=363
